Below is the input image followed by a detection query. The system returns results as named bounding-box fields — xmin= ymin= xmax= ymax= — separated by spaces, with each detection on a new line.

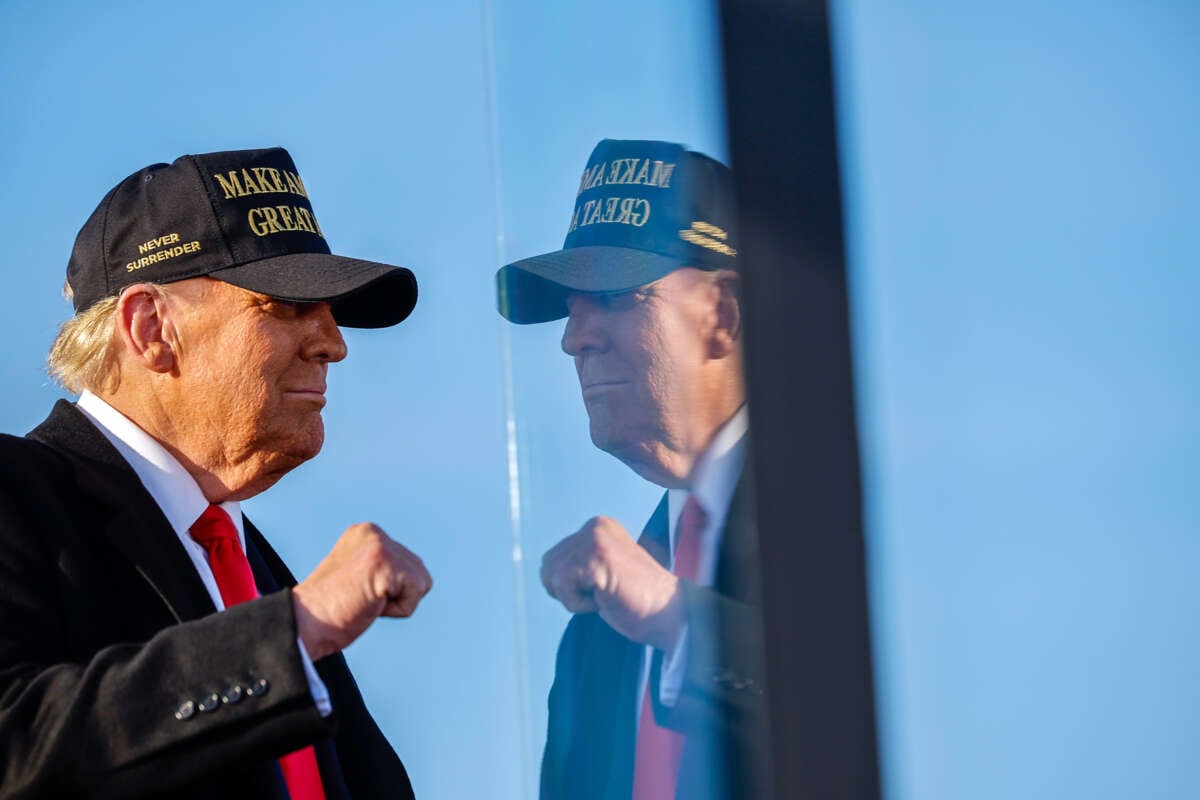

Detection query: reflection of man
xmin=0 ymin=148 xmax=430 ymax=799
xmin=497 ymin=140 xmax=768 ymax=800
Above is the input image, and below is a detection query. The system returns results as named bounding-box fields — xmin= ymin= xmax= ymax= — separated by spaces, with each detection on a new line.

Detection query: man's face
xmin=560 ymin=268 xmax=716 ymax=485
xmin=160 ymin=278 xmax=347 ymax=493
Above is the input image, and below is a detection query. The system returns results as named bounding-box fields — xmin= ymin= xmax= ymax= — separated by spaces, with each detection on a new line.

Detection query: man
xmin=0 ymin=147 xmax=431 ymax=799
xmin=496 ymin=140 xmax=770 ymax=800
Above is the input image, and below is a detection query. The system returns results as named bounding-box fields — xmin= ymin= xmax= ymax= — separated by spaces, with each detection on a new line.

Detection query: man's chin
xmin=262 ymin=424 xmax=325 ymax=474
xmin=230 ymin=441 xmax=321 ymax=501
xmin=283 ymin=415 xmax=325 ymax=458
xmin=589 ymin=431 xmax=685 ymax=488
xmin=591 ymin=428 xmax=647 ymax=469
xmin=289 ymin=432 xmax=325 ymax=465
xmin=588 ymin=422 xmax=625 ymax=460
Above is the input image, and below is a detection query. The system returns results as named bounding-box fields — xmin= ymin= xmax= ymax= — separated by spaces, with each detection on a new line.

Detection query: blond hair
xmin=47 ymin=287 xmax=123 ymax=395
xmin=48 ymin=280 xmax=174 ymax=394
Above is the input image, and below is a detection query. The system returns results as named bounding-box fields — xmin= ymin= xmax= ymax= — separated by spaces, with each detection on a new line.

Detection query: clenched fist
xmin=541 ymin=516 xmax=685 ymax=652
xmin=292 ymin=522 xmax=432 ymax=661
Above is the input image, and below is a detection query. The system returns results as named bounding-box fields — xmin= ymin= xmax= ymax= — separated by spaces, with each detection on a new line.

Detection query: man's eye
xmin=596 ymin=292 xmax=641 ymax=312
xmin=258 ymin=299 xmax=304 ymax=318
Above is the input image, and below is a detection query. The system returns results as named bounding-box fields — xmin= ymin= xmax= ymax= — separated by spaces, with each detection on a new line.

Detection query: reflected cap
xmin=496 ymin=139 xmax=737 ymax=324
xmin=67 ymin=146 xmax=417 ymax=328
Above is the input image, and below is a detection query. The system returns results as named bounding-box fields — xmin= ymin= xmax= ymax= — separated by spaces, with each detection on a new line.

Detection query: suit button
xmin=198 ymin=692 xmax=221 ymax=712
xmin=174 ymin=700 xmax=196 ymax=721
xmin=712 ymin=669 xmax=736 ymax=687
xmin=246 ymin=677 xmax=270 ymax=697
xmin=222 ymin=685 xmax=245 ymax=705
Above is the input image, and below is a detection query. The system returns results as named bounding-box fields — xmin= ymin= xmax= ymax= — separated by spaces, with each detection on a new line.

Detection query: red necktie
xmin=631 ymin=495 xmax=707 ymax=800
xmin=190 ymin=505 xmax=327 ymax=800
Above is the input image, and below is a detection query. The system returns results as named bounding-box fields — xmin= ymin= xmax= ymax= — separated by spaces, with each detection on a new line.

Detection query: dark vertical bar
xmin=718 ymin=1 xmax=881 ymax=799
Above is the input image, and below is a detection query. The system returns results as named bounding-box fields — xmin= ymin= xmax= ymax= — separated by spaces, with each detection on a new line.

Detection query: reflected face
xmin=163 ymin=278 xmax=348 ymax=490
xmin=560 ymin=268 xmax=715 ymax=484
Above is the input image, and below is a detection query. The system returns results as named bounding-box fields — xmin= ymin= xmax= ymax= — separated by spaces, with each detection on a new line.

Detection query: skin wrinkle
xmin=561 ymin=268 xmax=744 ymax=489
xmin=101 ymin=277 xmax=346 ymax=503
xmin=79 ymin=271 xmax=433 ymax=669
xmin=538 ymin=267 xmax=745 ymax=653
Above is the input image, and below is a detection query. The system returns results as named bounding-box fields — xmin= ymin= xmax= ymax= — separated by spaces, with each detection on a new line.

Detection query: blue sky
xmin=835 ymin=2 xmax=1200 ymax=797
xmin=1 ymin=1 xmax=1197 ymax=798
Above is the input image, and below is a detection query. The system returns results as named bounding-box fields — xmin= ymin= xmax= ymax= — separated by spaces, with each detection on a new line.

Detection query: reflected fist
xmin=540 ymin=516 xmax=684 ymax=651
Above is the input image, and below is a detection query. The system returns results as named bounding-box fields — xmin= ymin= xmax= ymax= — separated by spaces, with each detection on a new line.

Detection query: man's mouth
xmin=581 ymin=380 xmax=628 ymax=396
xmin=284 ymin=387 xmax=327 ymax=403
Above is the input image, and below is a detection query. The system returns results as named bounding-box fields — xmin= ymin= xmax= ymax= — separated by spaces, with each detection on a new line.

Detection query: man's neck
xmin=76 ymin=391 xmax=246 ymax=539
xmin=625 ymin=400 xmax=748 ymax=490
xmin=93 ymin=387 xmax=283 ymax=503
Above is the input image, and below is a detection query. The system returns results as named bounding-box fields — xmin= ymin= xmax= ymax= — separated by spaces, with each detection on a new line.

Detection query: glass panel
xmin=487 ymin=1 xmax=770 ymax=796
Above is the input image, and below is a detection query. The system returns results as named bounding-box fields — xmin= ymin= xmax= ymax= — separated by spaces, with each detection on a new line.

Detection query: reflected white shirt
xmin=640 ymin=405 xmax=749 ymax=711
xmin=76 ymin=391 xmax=331 ymax=716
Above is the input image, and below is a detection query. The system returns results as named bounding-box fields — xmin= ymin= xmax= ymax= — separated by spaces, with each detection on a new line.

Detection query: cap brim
xmin=496 ymin=245 xmax=681 ymax=324
xmin=211 ymin=253 xmax=418 ymax=328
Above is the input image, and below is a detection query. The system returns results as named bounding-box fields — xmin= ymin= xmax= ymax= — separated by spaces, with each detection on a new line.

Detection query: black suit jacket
xmin=0 ymin=401 xmax=414 ymax=800
xmin=539 ymin=473 xmax=771 ymax=800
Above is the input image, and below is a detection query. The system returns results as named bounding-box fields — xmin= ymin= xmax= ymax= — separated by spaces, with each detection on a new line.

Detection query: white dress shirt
xmin=77 ymin=391 xmax=331 ymax=716
xmin=641 ymin=404 xmax=750 ymax=712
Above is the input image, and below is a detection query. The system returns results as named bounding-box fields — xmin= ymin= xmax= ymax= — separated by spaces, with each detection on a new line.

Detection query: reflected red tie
xmin=631 ymin=494 xmax=707 ymax=800
xmin=190 ymin=505 xmax=327 ymax=800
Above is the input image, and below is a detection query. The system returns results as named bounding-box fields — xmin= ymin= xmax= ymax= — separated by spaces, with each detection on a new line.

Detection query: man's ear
xmin=709 ymin=270 xmax=742 ymax=359
xmin=116 ymin=285 xmax=176 ymax=374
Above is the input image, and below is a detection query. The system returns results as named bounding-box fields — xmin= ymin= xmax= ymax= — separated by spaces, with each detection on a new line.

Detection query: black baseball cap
xmin=496 ymin=139 xmax=737 ymax=324
xmin=67 ymin=147 xmax=417 ymax=328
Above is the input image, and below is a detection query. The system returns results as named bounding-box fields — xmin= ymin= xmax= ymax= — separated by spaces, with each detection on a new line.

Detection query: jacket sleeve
xmin=0 ymin=443 xmax=329 ymax=799
xmin=648 ymin=488 xmax=768 ymax=741
xmin=649 ymin=580 xmax=767 ymax=737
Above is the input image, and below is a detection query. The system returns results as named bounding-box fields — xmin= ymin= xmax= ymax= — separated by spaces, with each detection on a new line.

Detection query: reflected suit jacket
xmin=0 ymin=401 xmax=414 ymax=800
xmin=540 ymin=472 xmax=771 ymax=800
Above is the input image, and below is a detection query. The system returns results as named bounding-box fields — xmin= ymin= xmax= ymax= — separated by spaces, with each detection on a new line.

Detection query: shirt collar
xmin=668 ymin=404 xmax=749 ymax=541
xmin=76 ymin=391 xmax=244 ymax=544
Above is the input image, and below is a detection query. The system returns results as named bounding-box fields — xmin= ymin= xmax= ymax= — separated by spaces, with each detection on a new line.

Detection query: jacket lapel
xmin=713 ymin=465 xmax=761 ymax=603
xmin=578 ymin=493 xmax=669 ymax=799
xmin=28 ymin=400 xmax=217 ymax=623
xmin=637 ymin=491 xmax=671 ymax=567
xmin=243 ymin=518 xmax=353 ymax=800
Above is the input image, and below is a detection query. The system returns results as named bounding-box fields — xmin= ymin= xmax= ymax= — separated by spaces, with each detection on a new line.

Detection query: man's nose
xmin=303 ymin=302 xmax=348 ymax=363
xmin=561 ymin=294 xmax=607 ymax=357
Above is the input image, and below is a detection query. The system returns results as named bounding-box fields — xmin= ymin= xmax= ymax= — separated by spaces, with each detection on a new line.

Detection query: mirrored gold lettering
xmin=601 ymin=197 xmax=619 ymax=223
xmin=588 ymin=164 xmax=607 ymax=190
xmin=649 ymin=161 xmax=676 ymax=188
xmin=618 ymin=158 xmax=639 ymax=184
xmin=616 ymin=197 xmax=635 ymax=224
xmin=607 ymin=160 xmax=623 ymax=184
xmin=633 ymin=160 xmax=650 ymax=185
xmin=629 ymin=198 xmax=650 ymax=226
xmin=585 ymin=199 xmax=604 ymax=225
